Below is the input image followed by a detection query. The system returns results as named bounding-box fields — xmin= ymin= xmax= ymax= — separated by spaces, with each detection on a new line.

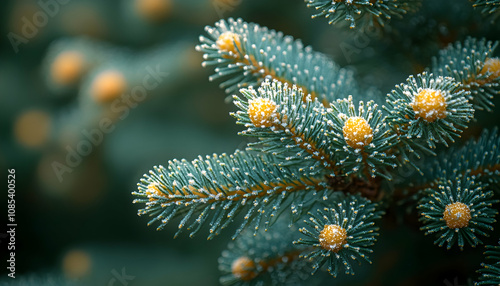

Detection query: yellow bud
xmin=319 ymin=224 xmax=347 ymax=252
xmin=412 ymin=89 xmax=447 ymax=122
xmin=216 ymin=31 xmax=242 ymax=56
xmin=343 ymin=117 xmax=373 ymax=149
xmin=480 ymin=57 xmax=500 ymax=79
xmin=248 ymin=97 xmax=278 ymax=128
xmin=443 ymin=202 xmax=471 ymax=229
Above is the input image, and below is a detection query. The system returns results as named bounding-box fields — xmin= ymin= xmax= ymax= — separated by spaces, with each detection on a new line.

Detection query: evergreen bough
xmin=133 ymin=5 xmax=500 ymax=284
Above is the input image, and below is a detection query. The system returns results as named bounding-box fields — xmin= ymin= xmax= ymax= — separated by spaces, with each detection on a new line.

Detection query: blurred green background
xmin=0 ymin=0 xmax=499 ymax=285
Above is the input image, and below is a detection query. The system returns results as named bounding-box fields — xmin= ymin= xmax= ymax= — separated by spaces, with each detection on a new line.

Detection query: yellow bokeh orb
xmin=51 ymin=51 xmax=86 ymax=86
xmin=62 ymin=250 xmax=92 ymax=279
xmin=90 ymin=70 xmax=127 ymax=103
xmin=231 ymin=256 xmax=257 ymax=281
xmin=14 ymin=109 xmax=52 ymax=148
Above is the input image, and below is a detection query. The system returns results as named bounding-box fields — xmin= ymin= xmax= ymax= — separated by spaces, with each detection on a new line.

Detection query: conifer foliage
xmin=476 ymin=241 xmax=500 ymax=285
xmin=133 ymin=4 xmax=500 ymax=284
xmin=304 ymin=0 xmax=419 ymax=28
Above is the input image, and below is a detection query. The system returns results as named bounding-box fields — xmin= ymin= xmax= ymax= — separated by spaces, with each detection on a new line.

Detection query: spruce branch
xmin=475 ymin=241 xmax=500 ymax=285
xmin=327 ymin=95 xmax=398 ymax=180
xmin=304 ymin=0 xmax=420 ymax=29
xmin=232 ymin=79 xmax=338 ymax=176
xmin=384 ymin=72 xmax=474 ymax=151
xmin=295 ymin=194 xmax=383 ymax=277
xmin=432 ymin=37 xmax=500 ymax=111
xmin=233 ymin=79 xmax=398 ymax=181
xmin=128 ymin=10 xmax=500 ymax=284
xmin=427 ymin=127 xmax=500 ymax=184
xmin=196 ymin=18 xmax=358 ymax=105
xmin=418 ymin=172 xmax=498 ymax=250
xmin=472 ymin=0 xmax=500 ymax=20
xmin=219 ymin=219 xmax=310 ymax=286
xmin=395 ymin=128 xmax=500 ymax=199
xmin=133 ymin=150 xmax=332 ymax=239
